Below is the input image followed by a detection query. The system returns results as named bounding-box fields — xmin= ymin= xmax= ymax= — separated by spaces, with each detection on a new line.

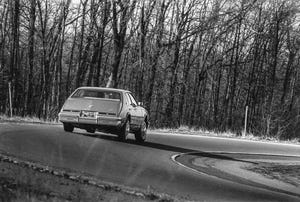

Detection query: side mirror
xmin=138 ymin=102 xmax=143 ymax=106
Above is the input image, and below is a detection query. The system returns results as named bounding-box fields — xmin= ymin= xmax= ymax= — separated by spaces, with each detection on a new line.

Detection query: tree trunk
xmin=145 ymin=0 xmax=169 ymax=112
xmin=10 ymin=0 xmax=20 ymax=113
xmin=75 ymin=0 xmax=88 ymax=88
xmin=93 ymin=0 xmax=109 ymax=87
xmin=25 ymin=0 xmax=36 ymax=115
xmin=178 ymin=36 xmax=196 ymax=126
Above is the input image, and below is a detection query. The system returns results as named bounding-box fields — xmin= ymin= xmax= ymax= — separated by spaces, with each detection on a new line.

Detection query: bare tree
xmin=108 ymin=0 xmax=137 ymax=88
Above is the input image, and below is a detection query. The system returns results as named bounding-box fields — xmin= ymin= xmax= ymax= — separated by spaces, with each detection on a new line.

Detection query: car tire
xmin=134 ymin=120 xmax=147 ymax=143
xmin=63 ymin=123 xmax=74 ymax=132
xmin=86 ymin=128 xmax=95 ymax=133
xmin=119 ymin=119 xmax=130 ymax=141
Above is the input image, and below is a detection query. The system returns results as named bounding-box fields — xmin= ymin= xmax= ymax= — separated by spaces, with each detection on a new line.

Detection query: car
xmin=58 ymin=87 xmax=149 ymax=142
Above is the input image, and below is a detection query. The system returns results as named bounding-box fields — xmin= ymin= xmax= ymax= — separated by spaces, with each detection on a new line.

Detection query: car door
xmin=125 ymin=93 xmax=140 ymax=126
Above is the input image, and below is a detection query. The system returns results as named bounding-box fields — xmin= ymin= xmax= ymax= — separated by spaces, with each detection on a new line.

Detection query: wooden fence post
xmin=8 ymin=82 xmax=12 ymax=117
xmin=243 ymin=106 xmax=248 ymax=137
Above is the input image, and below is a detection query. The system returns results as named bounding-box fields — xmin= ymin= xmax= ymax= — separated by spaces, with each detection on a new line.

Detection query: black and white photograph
xmin=0 ymin=0 xmax=300 ymax=201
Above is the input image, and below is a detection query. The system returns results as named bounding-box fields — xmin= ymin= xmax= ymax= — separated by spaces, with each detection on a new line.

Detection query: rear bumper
xmin=58 ymin=111 xmax=123 ymax=127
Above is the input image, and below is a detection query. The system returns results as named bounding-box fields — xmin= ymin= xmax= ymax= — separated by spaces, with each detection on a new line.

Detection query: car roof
xmin=77 ymin=86 xmax=131 ymax=93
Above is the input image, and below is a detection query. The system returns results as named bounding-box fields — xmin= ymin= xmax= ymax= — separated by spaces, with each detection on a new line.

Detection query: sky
xmin=71 ymin=0 xmax=80 ymax=5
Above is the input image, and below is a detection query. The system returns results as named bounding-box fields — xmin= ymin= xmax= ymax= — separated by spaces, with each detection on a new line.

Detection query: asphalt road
xmin=0 ymin=123 xmax=300 ymax=202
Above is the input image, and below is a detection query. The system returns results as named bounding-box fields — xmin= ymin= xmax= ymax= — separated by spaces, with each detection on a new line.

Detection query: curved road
xmin=0 ymin=123 xmax=300 ymax=201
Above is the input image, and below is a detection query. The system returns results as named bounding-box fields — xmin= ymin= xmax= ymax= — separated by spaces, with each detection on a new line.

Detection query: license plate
xmin=81 ymin=111 xmax=96 ymax=118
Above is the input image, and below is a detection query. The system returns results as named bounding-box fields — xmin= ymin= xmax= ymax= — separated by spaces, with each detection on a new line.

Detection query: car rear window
xmin=71 ymin=89 xmax=121 ymax=100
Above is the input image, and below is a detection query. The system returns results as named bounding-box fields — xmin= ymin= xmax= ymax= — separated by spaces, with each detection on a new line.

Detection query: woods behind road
xmin=0 ymin=0 xmax=300 ymax=139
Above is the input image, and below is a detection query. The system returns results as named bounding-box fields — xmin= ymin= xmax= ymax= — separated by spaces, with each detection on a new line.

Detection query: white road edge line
xmin=170 ymin=151 xmax=300 ymax=178
xmin=173 ymin=151 xmax=300 ymax=158
xmin=170 ymin=152 xmax=235 ymax=183
xmin=171 ymin=151 xmax=300 ymax=197
xmin=152 ymin=131 xmax=300 ymax=147
xmin=171 ymin=153 xmax=208 ymax=177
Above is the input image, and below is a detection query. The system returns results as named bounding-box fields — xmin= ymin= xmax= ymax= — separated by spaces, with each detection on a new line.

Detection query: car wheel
xmin=119 ymin=119 xmax=130 ymax=141
xmin=134 ymin=121 xmax=147 ymax=143
xmin=63 ymin=123 xmax=74 ymax=132
xmin=86 ymin=128 xmax=95 ymax=133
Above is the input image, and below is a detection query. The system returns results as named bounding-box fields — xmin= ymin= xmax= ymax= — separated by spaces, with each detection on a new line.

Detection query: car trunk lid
xmin=63 ymin=98 xmax=121 ymax=116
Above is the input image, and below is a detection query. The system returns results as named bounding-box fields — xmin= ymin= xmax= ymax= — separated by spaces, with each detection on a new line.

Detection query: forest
xmin=0 ymin=0 xmax=300 ymax=139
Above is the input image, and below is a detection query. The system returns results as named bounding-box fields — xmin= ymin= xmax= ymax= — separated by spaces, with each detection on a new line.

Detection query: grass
xmin=0 ymin=154 xmax=168 ymax=202
xmin=153 ymin=125 xmax=300 ymax=145
xmin=0 ymin=114 xmax=59 ymax=124
xmin=244 ymin=163 xmax=300 ymax=187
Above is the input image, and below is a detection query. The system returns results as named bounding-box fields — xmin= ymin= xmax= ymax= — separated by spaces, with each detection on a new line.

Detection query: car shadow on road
xmin=74 ymin=131 xmax=194 ymax=153
xmin=74 ymin=131 xmax=255 ymax=164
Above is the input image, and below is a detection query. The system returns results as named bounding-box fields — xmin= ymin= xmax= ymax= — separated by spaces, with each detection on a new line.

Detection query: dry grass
xmin=0 ymin=114 xmax=59 ymax=125
xmin=244 ymin=163 xmax=300 ymax=187
xmin=0 ymin=158 xmax=157 ymax=202
xmin=0 ymin=154 xmax=177 ymax=202
xmin=154 ymin=125 xmax=300 ymax=145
